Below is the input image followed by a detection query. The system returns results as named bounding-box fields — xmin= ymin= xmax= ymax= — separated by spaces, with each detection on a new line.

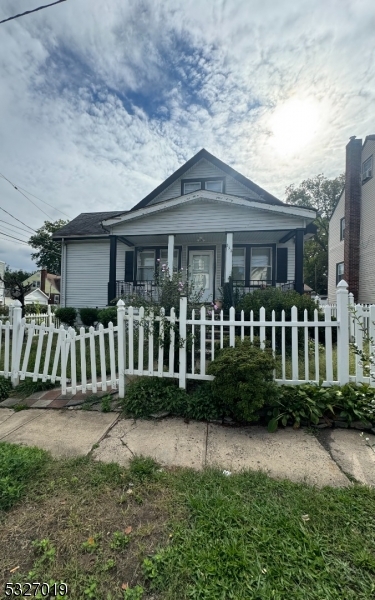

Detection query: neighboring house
xmin=0 ymin=260 xmax=5 ymax=305
xmin=24 ymin=288 xmax=49 ymax=305
xmin=328 ymin=135 xmax=375 ymax=303
xmin=23 ymin=270 xmax=61 ymax=305
xmin=53 ymin=149 xmax=317 ymax=308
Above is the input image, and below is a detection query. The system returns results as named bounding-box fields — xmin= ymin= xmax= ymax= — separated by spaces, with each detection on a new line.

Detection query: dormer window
xmin=183 ymin=181 xmax=201 ymax=194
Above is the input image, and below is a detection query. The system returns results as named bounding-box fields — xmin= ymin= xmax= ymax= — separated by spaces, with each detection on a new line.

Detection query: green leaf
xmin=267 ymin=418 xmax=279 ymax=433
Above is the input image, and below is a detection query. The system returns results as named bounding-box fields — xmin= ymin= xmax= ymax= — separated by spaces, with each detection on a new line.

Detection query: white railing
xmin=1 ymin=282 xmax=375 ymax=396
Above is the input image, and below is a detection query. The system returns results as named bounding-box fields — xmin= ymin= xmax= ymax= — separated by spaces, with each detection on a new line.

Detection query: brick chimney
xmin=40 ymin=269 xmax=47 ymax=294
xmin=344 ymin=136 xmax=362 ymax=301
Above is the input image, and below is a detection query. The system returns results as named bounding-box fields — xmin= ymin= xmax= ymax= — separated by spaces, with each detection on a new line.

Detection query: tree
xmin=285 ymin=173 xmax=345 ymax=295
xmin=28 ymin=219 xmax=69 ymax=275
xmin=0 ymin=268 xmax=33 ymax=314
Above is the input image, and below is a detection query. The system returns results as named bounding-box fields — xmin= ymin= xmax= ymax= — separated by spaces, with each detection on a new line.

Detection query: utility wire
xmin=0 ymin=230 xmax=31 ymax=244
xmin=0 ymin=206 xmax=36 ymax=233
xmin=0 ymin=0 xmax=67 ymax=25
xmin=15 ymin=183 xmax=70 ymax=218
xmin=0 ymin=235 xmax=28 ymax=246
xmin=0 ymin=218 xmax=34 ymax=235
xmin=0 ymin=223 xmax=30 ymax=240
xmin=0 ymin=173 xmax=54 ymax=219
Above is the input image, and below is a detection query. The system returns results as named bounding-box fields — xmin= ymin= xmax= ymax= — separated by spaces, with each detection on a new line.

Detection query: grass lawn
xmin=1 ymin=445 xmax=375 ymax=599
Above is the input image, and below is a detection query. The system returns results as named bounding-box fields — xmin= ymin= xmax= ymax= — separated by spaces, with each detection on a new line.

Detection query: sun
xmin=269 ymin=97 xmax=320 ymax=157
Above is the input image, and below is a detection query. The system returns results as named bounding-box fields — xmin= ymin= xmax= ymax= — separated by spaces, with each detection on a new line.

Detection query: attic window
xmin=183 ymin=182 xmax=201 ymax=194
xmin=205 ymin=180 xmax=223 ymax=192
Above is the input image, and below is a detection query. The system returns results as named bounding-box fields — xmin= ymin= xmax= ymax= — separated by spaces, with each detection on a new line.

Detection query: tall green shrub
xmin=207 ymin=339 xmax=278 ymax=422
xmin=79 ymin=307 xmax=99 ymax=327
xmin=55 ymin=307 xmax=77 ymax=327
xmin=97 ymin=307 xmax=117 ymax=327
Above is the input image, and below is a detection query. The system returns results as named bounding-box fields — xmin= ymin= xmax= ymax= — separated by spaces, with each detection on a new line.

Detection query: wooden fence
xmin=1 ymin=282 xmax=374 ymax=397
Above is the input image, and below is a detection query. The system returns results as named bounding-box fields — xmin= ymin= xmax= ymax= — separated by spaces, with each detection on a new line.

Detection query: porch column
xmin=225 ymin=232 xmax=233 ymax=282
xmin=108 ymin=235 xmax=117 ymax=304
xmin=168 ymin=234 xmax=175 ymax=279
xmin=294 ymin=229 xmax=304 ymax=294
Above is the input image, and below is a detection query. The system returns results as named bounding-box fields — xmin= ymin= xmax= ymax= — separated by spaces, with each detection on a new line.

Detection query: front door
xmin=188 ymin=250 xmax=214 ymax=302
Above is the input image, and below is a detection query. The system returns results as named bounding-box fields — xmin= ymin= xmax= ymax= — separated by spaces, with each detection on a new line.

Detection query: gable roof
xmin=52 ymin=211 xmax=125 ymax=239
xmin=25 ymin=288 xmax=49 ymax=300
xmin=103 ymin=189 xmax=316 ymax=228
xmin=130 ymin=148 xmax=284 ymax=211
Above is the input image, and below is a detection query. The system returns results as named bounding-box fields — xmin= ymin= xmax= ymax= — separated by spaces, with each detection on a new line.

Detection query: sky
xmin=0 ymin=0 xmax=374 ymax=272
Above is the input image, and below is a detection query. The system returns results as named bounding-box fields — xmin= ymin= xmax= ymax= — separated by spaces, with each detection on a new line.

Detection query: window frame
xmin=135 ymin=246 xmax=182 ymax=281
xmin=362 ymin=155 xmax=373 ymax=183
xmin=221 ymin=244 xmax=276 ymax=287
xmin=181 ymin=177 xmax=225 ymax=195
xmin=250 ymin=246 xmax=272 ymax=283
xmin=336 ymin=262 xmax=344 ymax=285
xmin=340 ymin=217 xmax=345 ymax=241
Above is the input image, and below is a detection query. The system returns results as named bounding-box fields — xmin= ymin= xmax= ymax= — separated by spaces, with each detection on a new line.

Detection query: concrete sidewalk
xmin=1 ymin=408 xmax=374 ymax=487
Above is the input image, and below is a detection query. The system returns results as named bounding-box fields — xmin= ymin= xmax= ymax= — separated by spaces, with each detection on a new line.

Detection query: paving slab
xmin=0 ymin=409 xmax=119 ymax=457
xmin=93 ymin=418 xmax=207 ymax=469
xmin=0 ymin=408 xmax=15 ymax=424
xmin=0 ymin=398 xmax=22 ymax=408
xmin=318 ymin=428 xmax=375 ymax=486
xmin=206 ymin=425 xmax=350 ymax=488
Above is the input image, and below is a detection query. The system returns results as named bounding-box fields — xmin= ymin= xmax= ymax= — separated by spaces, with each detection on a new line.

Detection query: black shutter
xmin=276 ymin=248 xmax=288 ymax=283
xmin=124 ymin=251 xmax=134 ymax=282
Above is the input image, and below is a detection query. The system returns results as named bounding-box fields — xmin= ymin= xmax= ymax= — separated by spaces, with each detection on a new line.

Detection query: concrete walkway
xmin=1 ymin=408 xmax=374 ymax=487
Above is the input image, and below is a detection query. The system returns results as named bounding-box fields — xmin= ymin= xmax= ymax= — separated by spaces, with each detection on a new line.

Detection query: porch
xmin=107 ymin=229 xmax=305 ymax=305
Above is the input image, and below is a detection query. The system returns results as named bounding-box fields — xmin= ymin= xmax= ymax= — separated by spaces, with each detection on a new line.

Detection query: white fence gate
xmin=1 ymin=282 xmax=375 ymax=397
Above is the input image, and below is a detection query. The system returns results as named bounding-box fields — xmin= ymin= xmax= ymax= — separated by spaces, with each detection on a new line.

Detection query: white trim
xmin=103 ymin=190 xmax=316 ymax=228
xmin=225 ymin=232 xmax=233 ymax=283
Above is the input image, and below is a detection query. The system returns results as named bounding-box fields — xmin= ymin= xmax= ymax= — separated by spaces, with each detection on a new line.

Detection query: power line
xmin=0 ymin=173 xmax=54 ymax=219
xmin=15 ymin=183 xmax=70 ymax=219
xmin=0 ymin=230 xmax=30 ymax=245
xmin=0 ymin=223 xmax=30 ymax=241
xmin=0 ymin=218 xmax=34 ymax=235
xmin=0 ymin=235 xmax=28 ymax=247
xmin=0 ymin=0 xmax=67 ymax=25
xmin=0 ymin=206 xmax=36 ymax=233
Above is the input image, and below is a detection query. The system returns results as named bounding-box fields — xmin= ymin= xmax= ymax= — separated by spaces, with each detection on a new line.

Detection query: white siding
xmin=359 ymin=139 xmax=375 ymax=303
xmin=111 ymin=200 xmax=306 ymax=236
xmin=328 ymin=191 xmax=345 ymax=302
xmin=149 ymin=158 xmax=262 ymax=205
xmin=65 ymin=240 xmax=110 ymax=308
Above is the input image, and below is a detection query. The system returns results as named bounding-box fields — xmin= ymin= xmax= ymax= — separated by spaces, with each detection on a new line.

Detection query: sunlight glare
xmin=269 ymin=97 xmax=320 ymax=156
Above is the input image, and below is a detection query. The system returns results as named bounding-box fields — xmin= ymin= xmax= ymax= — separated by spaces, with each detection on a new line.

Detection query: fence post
xmin=348 ymin=292 xmax=354 ymax=342
xmin=10 ymin=300 xmax=22 ymax=387
xmin=179 ymin=296 xmax=187 ymax=389
xmin=117 ymin=299 xmax=126 ymax=398
xmin=47 ymin=304 xmax=53 ymax=328
xmin=336 ymin=280 xmax=349 ymax=385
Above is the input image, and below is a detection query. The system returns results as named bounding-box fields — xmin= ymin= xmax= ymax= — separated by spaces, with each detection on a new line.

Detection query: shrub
xmin=186 ymin=382 xmax=222 ymax=421
xmin=55 ymin=307 xmax=77 ymax=327
xmin=79 ymin=307 xmax=99 ymax=327
xmin=121 ymin=377 xmax=188 ymax=418
xmin=0 ymin=305 xmax=9 ymax=318
xmin=97 ymin=307 xmax=117 ymax=327
xmin=207 ymin=339 xmax=278 ymax=422
xmin=332 ymin=383 xmax=375 ymax=425
xmin=0 ymin=376 xmax=12 ymax=400
xmin=24 ymin=303 xmax=48 ymax=315
xmin=0 ymin=442 xmax=48 ymax=510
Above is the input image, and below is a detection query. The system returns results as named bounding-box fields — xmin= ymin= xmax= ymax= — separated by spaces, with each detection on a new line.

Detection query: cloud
xmin=0 ymin=0 xmax=374 ymax=269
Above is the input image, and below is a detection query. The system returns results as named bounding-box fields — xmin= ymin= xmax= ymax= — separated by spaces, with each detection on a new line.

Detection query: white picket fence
xmin=1 ymin=282 xmax=374 ymax=397
xmin=8 ymin=304 xmax=60 ymax=329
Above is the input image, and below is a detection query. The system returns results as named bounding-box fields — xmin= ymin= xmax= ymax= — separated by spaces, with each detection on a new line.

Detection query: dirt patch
xmin=0 ymin=459 xmax=178 ymax=599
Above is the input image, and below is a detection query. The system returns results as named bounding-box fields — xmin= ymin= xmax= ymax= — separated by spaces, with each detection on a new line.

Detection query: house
xmin=23 ymin=270 xmax=61 ymax=304
xmin=53 ymin=149 xmax=317 ymax=308
xmin=24 ymin=288 xmax=49 ymax=306
xmin=328 ymin=135 xmax=375 ymax=303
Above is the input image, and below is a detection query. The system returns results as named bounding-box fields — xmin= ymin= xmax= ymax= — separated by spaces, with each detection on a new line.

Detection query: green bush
xmin=79 ymin=307 xmax=99 ymax=327
xmin=122 ymin=377 xmax=188 ymax=418
xmin=0 ymin=305 xmax=9 ymax=318
xmin=97 ymin=307 xmax=117 ymax=327
xmin=55 ymin=307 xmax=77 ymax=327
xmin=186 ymin=382 xmax=222 ymax=421
xmin=207 ymin=339 xmax=278 ymax=422
xmin=0 ymin=376 xmax=12 ymax=400
xmin=24 ymin=303 xmax=48 ymax=315
xmin=266 ymin=382 xmax=375 ymax=431
xmin=0 ymin=442 xmax=49 ymax=511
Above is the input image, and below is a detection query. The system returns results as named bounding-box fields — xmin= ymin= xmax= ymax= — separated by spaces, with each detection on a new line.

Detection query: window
xmin=205 ymin=180 xmax=223 ymax=192
xmin=232 ymin=248 xmax=245 ymax=281
xmin=54 ymin=294 xmax=60 ymax=304
xmin=362 ymin=155 xmax=373 ymax=182
xmin=336 ymin=262 xmax=344 ymax=285
xmin=183 ymin=181 xmax=201 ymax=194
xmin=160 ymin=249 xmax=179 ymax=273
xmin=32 ymin=281 xmax=40 ymax=288
xmin=340 ymin=217 xmax=345 ymax=241
xmin=250 ymin=247 xmax=272 ymax=282
xmin=137 ymin=250 xmax=155 ymax=281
